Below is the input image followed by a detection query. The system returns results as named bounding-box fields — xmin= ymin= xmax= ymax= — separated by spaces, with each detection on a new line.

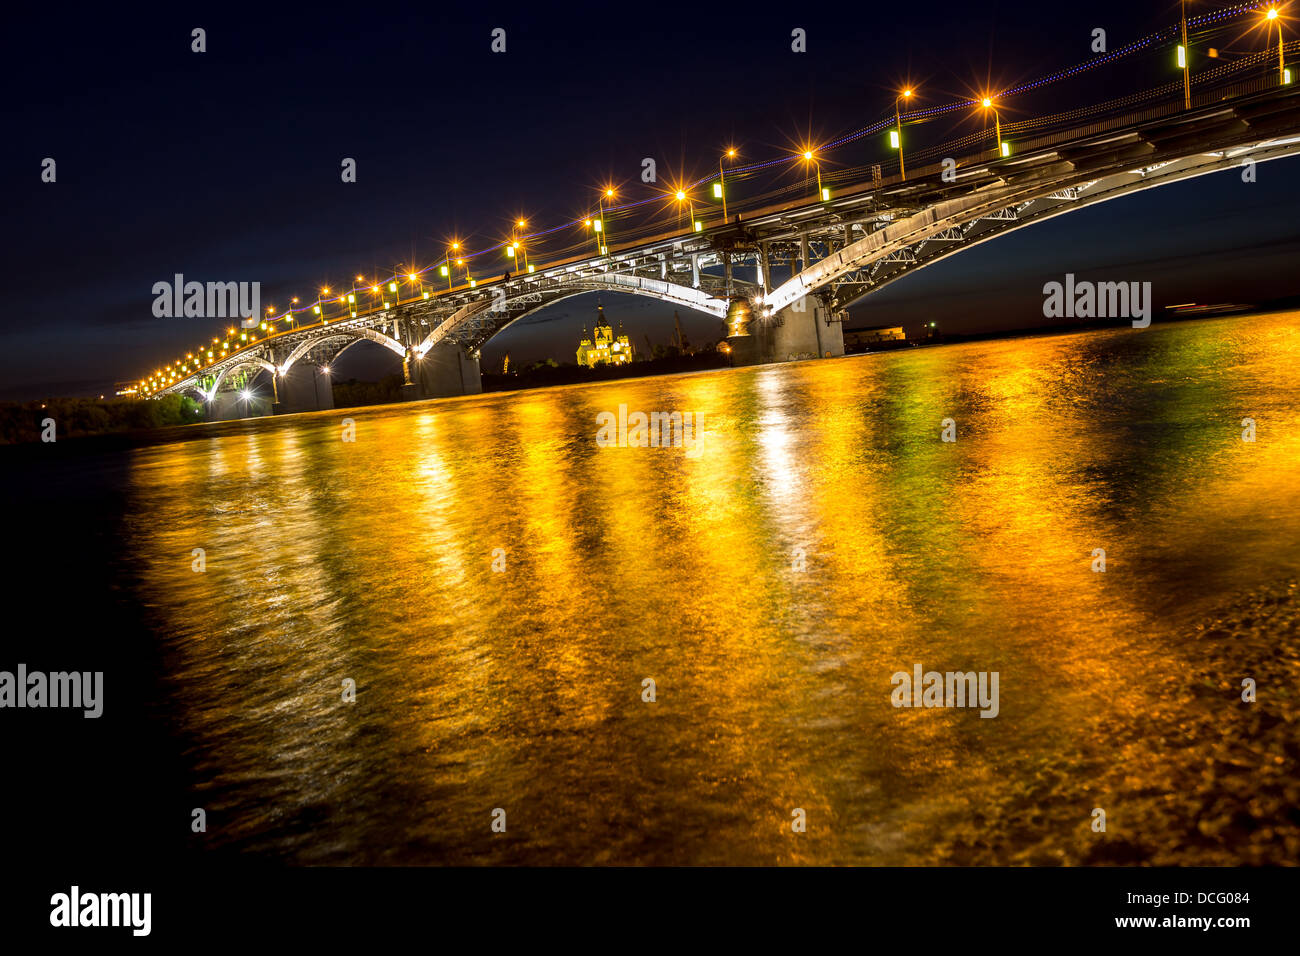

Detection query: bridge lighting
xmin=676 ymin=190 xmax=686 ymax=201
xmin=980 ymin=98 xmax=1005 ymax=158
xmin=440 ymin=265 xmax=449 ymax=276
xmin=240 ymin=390 xmax=251 ymax=401
xmin=527 ymin=263 xmax=535 ymax=273
xmin=388 ymin=282 xmax=397 ymax=293
xmin=1263 ymin=7 xmax=1288 ymax=85
xmin=407 ymin=273 xmax=417 ymax=281
xmin=347 ymin=293 xmax=355 ymax=302
xmin=1177 ymin=44 xmax=1186 ymax=68
xmin=801 ymin=148 xmax=826 ymax=201
xmin=605 ymin=188 xmax=614 ymax=197
xmin=718 ymin=148 xmax=736 ymax=220
xmin=507 ymin=245 xmax=516 ymax=257
xmin=894 ymin=87 xmax=913 ymax=180
xmin=321 ymin=365 xmax=331 ymax=375
xmin=313 ymin=305 xmax=321 ymax=314
xmin=593 ymin=220 xmax=603 ymax=232
xmin=694 ymin=220 xmax=703 ymax=232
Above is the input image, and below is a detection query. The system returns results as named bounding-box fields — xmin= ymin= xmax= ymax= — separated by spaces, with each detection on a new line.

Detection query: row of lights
xmin=138 ymin=8 xmax=1290 ymax=396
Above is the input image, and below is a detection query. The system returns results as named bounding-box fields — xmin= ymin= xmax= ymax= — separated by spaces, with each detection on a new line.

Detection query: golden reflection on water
xmin=126 ymin=313 xmax=1300 ymax=864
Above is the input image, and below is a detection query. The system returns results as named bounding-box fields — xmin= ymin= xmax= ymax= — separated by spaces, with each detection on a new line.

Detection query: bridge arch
xmin=206 ymin=357 xmax=276 ymax=399
xmin=763 ymin=138 xmax=1300 ymax=313
xmin=415 ymin=274 xmax=734 ymax=356
xmin=280 ymin=327 xmax=404 ymax=374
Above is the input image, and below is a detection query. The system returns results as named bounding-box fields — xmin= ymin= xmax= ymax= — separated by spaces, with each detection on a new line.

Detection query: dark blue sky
xmin=3 ymin=0 xmax=1297 ymax=397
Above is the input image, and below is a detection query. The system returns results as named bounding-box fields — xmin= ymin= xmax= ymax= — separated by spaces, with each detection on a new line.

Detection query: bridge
xmin=135 ymin=12 xmax=1300 ymax=418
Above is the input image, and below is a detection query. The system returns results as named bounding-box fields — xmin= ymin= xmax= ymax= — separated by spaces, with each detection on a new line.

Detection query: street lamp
xmin=1178 ymin=0 xmax=1192 ymax=108
xmin=595 ymin=187 xmax=614 ymax=255
xmin=891 ymin=88 xmax=914 ymax=180
xmin=718 ymin=147 xmax=736 ymax=221
xmin=1265 ymin=8 xmax=1291 ymax=86
xmin=802 ymin=149 xmax=829 ymax=202
xmin=674 ymin=188 xmax=703 ymax=233
xmin=982 ymin=98 xmax=1009 ymax=157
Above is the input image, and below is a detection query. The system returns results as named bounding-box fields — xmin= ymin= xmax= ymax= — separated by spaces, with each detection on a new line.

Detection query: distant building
xmin=577 ymin=304 xmax=633 ymax=367
xmin=843 ymin=325 xmax=906 ymax=353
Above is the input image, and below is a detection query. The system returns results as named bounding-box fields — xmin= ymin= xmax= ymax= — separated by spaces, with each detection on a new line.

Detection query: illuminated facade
xmin=576 ymin=305 xmax=633 ymax=367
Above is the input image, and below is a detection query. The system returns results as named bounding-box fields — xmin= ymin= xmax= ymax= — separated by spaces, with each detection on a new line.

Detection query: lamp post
xmin=1179 ymin=0 xmax=1192 ymax=109
xmin=803 ymin=150 xmax=829 ymax=201
xmin=675 ymin=189 xmax=703 ymax=234
xmin=892 ymin=88 xmax=913 ymax=180
xmin=982 ymin=98 xmax=1008 ymax=157
xmin=1266 ymin=8 xmax=1290 ymax=86
xmin=718 ymin=148 xmax=736 ymax=222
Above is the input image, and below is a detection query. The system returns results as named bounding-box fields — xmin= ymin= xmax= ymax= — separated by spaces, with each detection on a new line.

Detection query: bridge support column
xmin=728 ymin=297 xmax=845 ymax=367
xmin=405 ymin=342 xmax=482 ymax=401
xmin=273 ymin=363 xmax=335 ymax=415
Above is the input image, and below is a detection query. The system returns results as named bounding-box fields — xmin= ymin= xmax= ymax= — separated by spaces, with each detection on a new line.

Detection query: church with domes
xmin=576 ymin=303 xmax=633 ymax=367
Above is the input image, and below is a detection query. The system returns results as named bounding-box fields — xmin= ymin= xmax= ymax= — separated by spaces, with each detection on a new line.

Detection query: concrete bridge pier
xmin=273 ymin=363 xmax=334 ymax=415
xmin=728 ymin=297 xmax=846 ymax=366
xmin=404 ymin=343 xmax=482 ymax=401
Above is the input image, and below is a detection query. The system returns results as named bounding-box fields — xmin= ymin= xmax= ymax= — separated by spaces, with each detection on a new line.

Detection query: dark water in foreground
xmin=12 ymin=313 xmax=1300 ymax=865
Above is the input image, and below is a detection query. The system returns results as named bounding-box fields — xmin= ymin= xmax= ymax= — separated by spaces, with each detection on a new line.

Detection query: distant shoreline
xmin=1 ymin=305 xmax=1291 ymax=454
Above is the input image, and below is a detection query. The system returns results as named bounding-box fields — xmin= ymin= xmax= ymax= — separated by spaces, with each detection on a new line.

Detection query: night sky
xmin=4 ymin=0 xmax=1298 ymax=399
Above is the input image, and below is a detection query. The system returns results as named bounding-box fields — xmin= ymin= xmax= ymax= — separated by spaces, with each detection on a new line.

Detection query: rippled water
xmin=119 ymin=313 xmax=1300 ymax=864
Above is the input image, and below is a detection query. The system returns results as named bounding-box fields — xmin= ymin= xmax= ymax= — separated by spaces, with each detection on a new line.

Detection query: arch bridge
xmin=155 ymin=81 xmax=1300 ymax=417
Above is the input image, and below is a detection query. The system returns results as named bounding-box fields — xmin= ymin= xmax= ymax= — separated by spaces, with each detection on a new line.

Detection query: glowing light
xmin=803 ymin=150 xmax=813 ymax=160
xmin=982 ymin=98 xmax=993 ymax=108
xmin=1267 ymin=8 xmax=1278 ymax=20
xmin=675 ymin=190 xmax=686 ymax=200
